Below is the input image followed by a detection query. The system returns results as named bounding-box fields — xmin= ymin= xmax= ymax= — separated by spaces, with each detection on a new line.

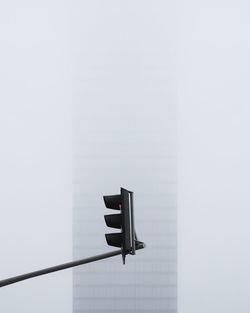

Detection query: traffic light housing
xmin=104 ymin=187 xmax=142 ymax=263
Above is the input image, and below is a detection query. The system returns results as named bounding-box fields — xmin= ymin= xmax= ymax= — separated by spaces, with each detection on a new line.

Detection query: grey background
xmin=0 ymin=1 xmax=72 ymax=312
xmin=1 ymin=0 xmax=250 ymax=312
xmin=72 ymin=1 xmax=177 ymax=312
xmin=177 ymin=1 xmax=250 ymax=313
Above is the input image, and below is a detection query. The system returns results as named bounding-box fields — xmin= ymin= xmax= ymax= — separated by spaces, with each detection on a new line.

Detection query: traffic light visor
xmin=105 ymin=233 xmax=123 ymax=247
xmin=103 ymin=195 xmax=121 ymax=210
xmin=104 ymin=214 xmax=122 ymax=229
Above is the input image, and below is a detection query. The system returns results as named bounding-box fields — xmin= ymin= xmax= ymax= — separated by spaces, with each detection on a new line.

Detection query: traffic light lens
xmin=104 ymin=214 xmax=122 ymax=229
xmin=103 ymin=195 xmax=121 ymax=210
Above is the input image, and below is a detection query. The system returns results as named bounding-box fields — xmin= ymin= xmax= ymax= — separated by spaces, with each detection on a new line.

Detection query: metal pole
xmin=0 ymin=250 xmax=122 ymax=288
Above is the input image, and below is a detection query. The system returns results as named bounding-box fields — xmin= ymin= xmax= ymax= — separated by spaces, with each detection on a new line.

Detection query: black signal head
xmin=104 ymin=187 xmax=144 ymax=263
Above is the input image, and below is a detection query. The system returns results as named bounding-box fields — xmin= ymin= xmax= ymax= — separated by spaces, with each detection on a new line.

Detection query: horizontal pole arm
xmin=0 ymin=249 xmax=122 ymax=288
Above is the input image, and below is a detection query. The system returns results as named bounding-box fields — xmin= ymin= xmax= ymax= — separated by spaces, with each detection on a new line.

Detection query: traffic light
xmin=0 ymin=187 xmax=145 ymax=288
xmin=104 ymin=187 xmax=136 ymax=263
